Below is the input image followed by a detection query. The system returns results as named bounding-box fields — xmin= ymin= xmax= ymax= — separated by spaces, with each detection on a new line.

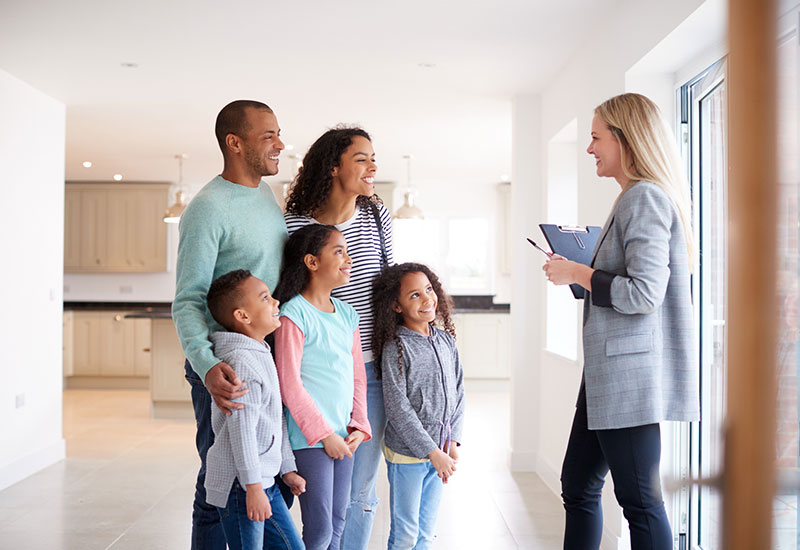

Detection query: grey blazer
xmin=582 ymin=181 xmax=699 ymax=430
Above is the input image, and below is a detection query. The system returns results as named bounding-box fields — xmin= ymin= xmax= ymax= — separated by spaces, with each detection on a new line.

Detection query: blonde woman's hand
xmin=543 ymin=255 xmax=595 ymax=290
xmin=542 ymin=254 xmax=575 ymax=285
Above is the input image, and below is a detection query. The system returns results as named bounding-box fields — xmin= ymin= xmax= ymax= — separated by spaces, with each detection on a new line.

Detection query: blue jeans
xmin=340 ymin=361 xmax=386 ymax=550
xmin=217 ymin=480 xmax=304 ymax=550
xmin=385 ymin=460 xmax=443 ymax=550
xmin=185 ymin=361 xmax=227 ymax=550
xmin=560 ymin=387 xmax=672 ymax=550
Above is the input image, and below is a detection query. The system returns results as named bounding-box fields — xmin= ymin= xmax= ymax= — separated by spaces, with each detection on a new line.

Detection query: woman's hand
xmin=543 ymin=255 xmax=594 ymax=290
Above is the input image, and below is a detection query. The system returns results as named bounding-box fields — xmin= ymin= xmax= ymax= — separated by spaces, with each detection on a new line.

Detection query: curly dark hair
xmin=371 ymin=263 xmax=455 ymax=378
xmin=273 ymin=224 xmax=339 ymax=304
xmin=284 ymin=126 xmax=383 ymax=217
xmin=207 ymin=269 xmax=253 ymax=331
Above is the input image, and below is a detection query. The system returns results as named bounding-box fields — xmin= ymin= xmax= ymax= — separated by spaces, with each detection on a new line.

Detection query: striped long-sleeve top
xmin=284 ymin=201 xmax=394 ymax=363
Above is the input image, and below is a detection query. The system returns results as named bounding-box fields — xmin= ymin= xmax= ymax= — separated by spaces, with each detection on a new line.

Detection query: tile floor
xmin=0 ymin=383 xmax=563 ymax=550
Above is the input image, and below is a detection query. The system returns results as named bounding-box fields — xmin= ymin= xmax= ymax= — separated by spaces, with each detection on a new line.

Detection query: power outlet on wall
xmin=15 ymin=393 xmax=24 ymax=409
xmin=119 ymin=285 xmax=133 ymax=295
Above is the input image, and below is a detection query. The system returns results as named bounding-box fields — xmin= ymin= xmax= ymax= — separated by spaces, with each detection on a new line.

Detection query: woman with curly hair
xmin=283 ymin=126 xmax=393 ymax=550
xmin=371 ymin=262 xmax=464 ymax=550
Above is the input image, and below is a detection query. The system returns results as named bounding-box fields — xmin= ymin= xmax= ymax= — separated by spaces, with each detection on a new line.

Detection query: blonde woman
xmin=543 ymin=93 xmax=699 ymax=550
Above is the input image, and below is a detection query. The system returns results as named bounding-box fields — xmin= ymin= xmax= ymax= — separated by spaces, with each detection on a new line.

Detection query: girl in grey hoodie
xmin=371 ymin=263 xmax=465 ymax=550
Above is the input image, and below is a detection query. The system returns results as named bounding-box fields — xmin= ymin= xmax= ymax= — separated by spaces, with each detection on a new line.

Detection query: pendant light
xmin=393 ymin=154 xmax=424 ymax=219
xmin=163 ymin=154 xmax=188 ymax=224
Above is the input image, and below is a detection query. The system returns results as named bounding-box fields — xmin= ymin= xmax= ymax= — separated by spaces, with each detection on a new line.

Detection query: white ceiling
xmin=0 ymin=0 xmax=617 ymax=193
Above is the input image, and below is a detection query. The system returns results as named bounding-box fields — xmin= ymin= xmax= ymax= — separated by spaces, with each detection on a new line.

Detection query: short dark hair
xmin=207 ymin=269 xmax=253 ymax=331
xmin=215 ymin=100 xmax=273 ymax=155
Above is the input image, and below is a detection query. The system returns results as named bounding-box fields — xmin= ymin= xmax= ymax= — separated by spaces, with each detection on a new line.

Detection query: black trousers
xmin=560 ymin=387 xmax=672 ymax=550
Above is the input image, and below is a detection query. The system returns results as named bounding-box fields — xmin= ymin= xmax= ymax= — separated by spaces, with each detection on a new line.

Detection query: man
xmin=172 ymin=100 xmax=288 ymax=549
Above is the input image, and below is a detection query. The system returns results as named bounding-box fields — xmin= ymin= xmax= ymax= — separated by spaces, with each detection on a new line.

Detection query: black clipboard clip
xmin=557 ymin=225 xmax=590 ymax=250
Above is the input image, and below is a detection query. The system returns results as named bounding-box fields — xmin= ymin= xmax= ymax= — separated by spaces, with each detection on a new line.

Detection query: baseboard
xmin=65 ymin=376 xmax=149 ymax=390
xmin=0 ymin=439 xmax=66 ymax=492
xmin=151 ymin=400 xmax=195 ymax=420
xmin=601 ymin=525 xmax=623 ymax=550
xmin=535 ymin=454 xmax=561 ymax=496
xmin=509 ymin=450 xmax=538 ymax=472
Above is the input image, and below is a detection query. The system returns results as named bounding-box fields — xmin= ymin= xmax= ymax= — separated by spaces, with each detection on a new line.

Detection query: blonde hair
xmin=595 ymin=93 xmax=696 ymax=272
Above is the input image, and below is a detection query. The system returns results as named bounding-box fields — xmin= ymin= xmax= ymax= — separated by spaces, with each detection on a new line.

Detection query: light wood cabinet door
xmin=151 ymin=319 xmax=190 ymax=401
xmin=131 ymin=188 xmax=168 ymax=271
xmin=69 ymin=311 xmax=152 ymax=378
xmin=65 ymin=183 xmax=169 ymax=272
xmin=64 ymin=191 xmax=82 ymax=270
xmin=133 ymin=319 xmax=152 ymax=377
xmin=63 ymin=311 xmax=74 ymax=377
xmin=106 ymin=191 xmax=135 ymax=270
xmin=78 ymin=189 xmax=108 ymax=269
xmin=72 ymin=312 xmax=102 ymax=376
xmin=99 ymin=312 xmax=134 ymax=376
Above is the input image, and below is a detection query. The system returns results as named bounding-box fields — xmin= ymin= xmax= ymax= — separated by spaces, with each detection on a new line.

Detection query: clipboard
xmin=539 ymin=224 xmax=603 ymax=299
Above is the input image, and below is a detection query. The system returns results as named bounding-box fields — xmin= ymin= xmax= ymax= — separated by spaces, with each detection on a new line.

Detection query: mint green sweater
xmin=172 ymin=176 xmax=288 ymax=381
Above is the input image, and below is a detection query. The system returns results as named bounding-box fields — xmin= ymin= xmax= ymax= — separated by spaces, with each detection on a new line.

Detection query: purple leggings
xmin=294 ymin=448 xmax=355 ymax=550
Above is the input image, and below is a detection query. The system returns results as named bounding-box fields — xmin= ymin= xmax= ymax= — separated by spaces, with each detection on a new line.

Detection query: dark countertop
xmin=65 ymin=301 xmax=172 ymax=311
xmin=454 ymin=307 xmax=510 ymax=314
xmin=65 ymin=300 xmax=509 ymax=317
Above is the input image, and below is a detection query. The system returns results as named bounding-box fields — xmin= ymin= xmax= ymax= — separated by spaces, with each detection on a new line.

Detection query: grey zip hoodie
xmin=381 ymin=324 xmax=465 ymax=459
xmin=204 ymin=331 xmax=296 ymax=508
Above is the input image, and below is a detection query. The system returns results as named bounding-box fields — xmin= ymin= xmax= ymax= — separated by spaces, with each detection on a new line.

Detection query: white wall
xmin=510 ymin=0 xmax=724 ymax=548
xmin=0 ymin=68 xmax=66 ymax=490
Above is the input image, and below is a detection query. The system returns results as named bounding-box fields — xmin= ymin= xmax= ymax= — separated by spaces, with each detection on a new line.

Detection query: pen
xmin=527 ymin=238 xmax=554 ymax=258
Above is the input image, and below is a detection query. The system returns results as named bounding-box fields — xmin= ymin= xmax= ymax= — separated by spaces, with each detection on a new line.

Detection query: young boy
xmin=204 ymin=269 xmax=305 ymax=550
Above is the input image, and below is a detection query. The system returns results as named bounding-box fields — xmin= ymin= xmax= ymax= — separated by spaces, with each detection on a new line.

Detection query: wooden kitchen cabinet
xmin=69 ymin=311 xmax=152 ymax=379
xmin=452 ymin=312 xmax=511 ymax=379
xmin=150 ymin=318 xmax=192 ymax=418
xmin=64 ymin=183 xmax=169 ymax=272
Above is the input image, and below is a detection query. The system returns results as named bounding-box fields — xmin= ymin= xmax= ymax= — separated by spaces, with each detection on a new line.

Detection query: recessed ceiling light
xmin=120 ymin=62 xmax=138 ymax=68
xmin=500 ymin=174 xmax=510 ymax=182
xmin=82 ymin=161 xmax=92 ymax=168
xmin=113 ymin=174 xmax=123 ymax=181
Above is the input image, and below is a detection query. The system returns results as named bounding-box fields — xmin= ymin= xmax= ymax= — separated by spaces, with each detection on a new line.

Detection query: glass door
xmin=773 ymin=5 xmax=800 ymax=549
xmin=680 ymin=57 xmax=728 ymax=550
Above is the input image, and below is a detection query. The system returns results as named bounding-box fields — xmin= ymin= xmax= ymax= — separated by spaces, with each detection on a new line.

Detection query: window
xmin=392 ymin=215 xmax=494 ymax=294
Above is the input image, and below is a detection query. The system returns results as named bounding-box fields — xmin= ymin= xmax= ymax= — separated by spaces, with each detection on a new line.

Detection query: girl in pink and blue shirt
xmin=273 ymin=224 xmax=371 ymax=550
